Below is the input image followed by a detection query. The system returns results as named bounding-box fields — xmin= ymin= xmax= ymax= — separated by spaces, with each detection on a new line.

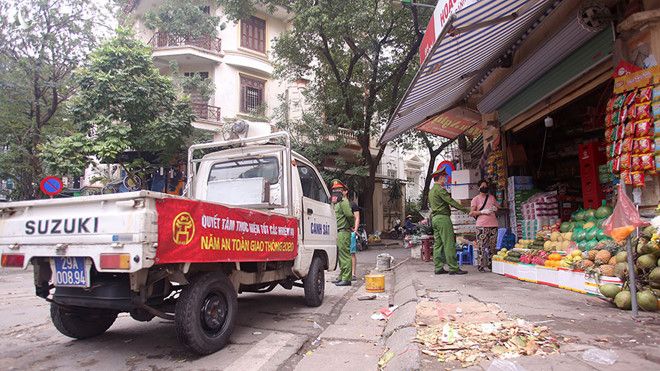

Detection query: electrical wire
xmin=537 ymin=126 xmax=549 ymax=179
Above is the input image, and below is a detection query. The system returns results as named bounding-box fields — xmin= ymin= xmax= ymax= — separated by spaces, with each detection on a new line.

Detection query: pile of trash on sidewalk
xmin=415 ymin=318 xmax=560 ymax=368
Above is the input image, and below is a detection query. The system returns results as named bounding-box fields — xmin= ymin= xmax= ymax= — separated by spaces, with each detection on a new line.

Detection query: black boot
xmin=449 ymin=269 xmax=468 ymax=275
xmin=334 ymin=280 xmax=351 ymax=286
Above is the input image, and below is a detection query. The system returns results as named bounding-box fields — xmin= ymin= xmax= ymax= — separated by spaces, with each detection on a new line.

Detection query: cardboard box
xmin=451 ymin=184 xmax=480 ymax=200
xmin=452 ymin=169 xmax=480 ymax=185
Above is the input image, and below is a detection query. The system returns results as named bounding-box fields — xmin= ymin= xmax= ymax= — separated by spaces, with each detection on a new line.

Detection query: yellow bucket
xmin=365 ymin=274 xmax=385 ymax=293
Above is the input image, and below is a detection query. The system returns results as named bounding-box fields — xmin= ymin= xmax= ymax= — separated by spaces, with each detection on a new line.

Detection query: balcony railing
xmin=337 ymin=127 xmax=358 ymax=142
xmin=192 ymin=103 xmax=221 ymax=124
xmin=149 ymin=32 xmax=222 ymax=54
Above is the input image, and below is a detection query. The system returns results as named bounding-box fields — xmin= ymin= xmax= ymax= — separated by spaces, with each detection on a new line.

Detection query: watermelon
xmin=575 ymin=229 xmax=587 ymax=242
xmin=572 ymin=228 xmax=582 ymax=241
xmin=560 ymin=222 xmax=572 ymax=233
xmin=573 ymin=221 xmax=585 ymax=229
xmin=596 ymin=218 xmax=606 ymax=229
xmin=595 ymin=202 xmax=613 ymax=219
xmin=585 ymin=228 xmax=598 ymax=241
xmin=586 ymin=240 xmax=598 ymax=251
xmin=597 ymin=229 xmax=608 ymax=241
xmin=584 ymin=209 xmax=596 ymax=221
xmin=578 ymin=241 xmax=588 ymax=251
xmin=574 ymin=210 xmax=585 ymax=221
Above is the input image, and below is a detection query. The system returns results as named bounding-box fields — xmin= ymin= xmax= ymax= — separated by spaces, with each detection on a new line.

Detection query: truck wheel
xmin=175 ymin=272 xmax=237 ymax=355
xmin=303 ymin=255 xmax=325 ymax=307
xmin=50 ymin=303 xmax=117 ymax=339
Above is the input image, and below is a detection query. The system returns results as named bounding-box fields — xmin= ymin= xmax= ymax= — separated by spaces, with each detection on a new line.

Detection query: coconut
xmin=599 ymin=284 xmax=621 ymax=299
xmin=614 ymin=262 xmax=628 ymax=279
xmin=637 ymin=237 xmax=650 ymax=254
xmin=614 ymin=290 xmax=632 ymax=310
xmin=650 ymin=267 xmax=660 ymax=284
xmin=642 ymin=225 xmax=656 ymax=239
xmin=637 ymin=290 xmax=658 ymax=311
xmin=615 ymin=251 xmax=627 ymax=263
xmin=637 ymin=254 xmax=658 ymax=270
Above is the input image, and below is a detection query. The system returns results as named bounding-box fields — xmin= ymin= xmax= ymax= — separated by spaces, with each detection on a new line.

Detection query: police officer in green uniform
xmin=330 ymin=179 xmax=354 ymax=286
xmin=429 ymin=168 xmax=470 ymax=275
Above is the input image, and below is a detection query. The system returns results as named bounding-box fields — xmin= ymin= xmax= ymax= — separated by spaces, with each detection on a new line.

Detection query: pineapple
xmin=595 ymin=250 xmax=612 ymax=265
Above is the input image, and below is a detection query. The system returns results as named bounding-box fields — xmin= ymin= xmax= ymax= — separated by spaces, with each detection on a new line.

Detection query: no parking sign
xmin=40 ymin=176 xmax=63 ymax=197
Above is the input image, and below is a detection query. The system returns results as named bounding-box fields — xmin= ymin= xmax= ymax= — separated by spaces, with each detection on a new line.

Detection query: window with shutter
xmin=240 ymin=75 xmax=265 ymax=114
xmin=240 ymin=16 xmax=266 ymax=53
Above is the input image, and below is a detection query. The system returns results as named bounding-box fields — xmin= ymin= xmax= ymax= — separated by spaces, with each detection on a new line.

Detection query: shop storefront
xmin=382 ymin=0 xmax=660 ymax=310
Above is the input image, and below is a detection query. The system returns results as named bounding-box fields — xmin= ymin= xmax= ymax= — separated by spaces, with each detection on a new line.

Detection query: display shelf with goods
xmin=605 ymin=68 xmax=658 ymax=185
xmin=493 ymin=200 xmax=660 ymax=312
xmin=451 ymin=200 xmax=477 ymax=236
xmin=506 ymin=176 xmax=535 ymax=240
xmin=486 ymin=149 xmax=506 ymax=204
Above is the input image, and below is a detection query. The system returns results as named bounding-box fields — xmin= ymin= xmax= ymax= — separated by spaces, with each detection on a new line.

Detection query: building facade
xmin=129 ymin=1 xmax=296 ymax=136
xmin=126 ymin=1 xmax=429 ymax=234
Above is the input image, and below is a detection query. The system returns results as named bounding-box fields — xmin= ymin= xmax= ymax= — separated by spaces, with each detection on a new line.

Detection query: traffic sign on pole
xmin=40 ymin=176 xmax=64 ymax=197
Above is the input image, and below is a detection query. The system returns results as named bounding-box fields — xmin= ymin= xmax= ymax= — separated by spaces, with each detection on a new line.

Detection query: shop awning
xmin=416 ymin=106 xmax=482 ymax=139
xmin=379 ymin=0 xmax=561 ymax=144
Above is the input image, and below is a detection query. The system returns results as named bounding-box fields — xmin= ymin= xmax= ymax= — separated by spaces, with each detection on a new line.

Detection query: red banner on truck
xmin=154 ymin=198 xmax=298 ymax=264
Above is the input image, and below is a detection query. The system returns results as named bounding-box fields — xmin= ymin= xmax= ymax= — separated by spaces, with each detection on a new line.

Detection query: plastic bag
xmin=582 ymin=348 xmax=618 ymax=365
xmin=487 ymin=359 xmax=527 ymax=371
xmin=602 ymin=184 xmax=650 ymax=243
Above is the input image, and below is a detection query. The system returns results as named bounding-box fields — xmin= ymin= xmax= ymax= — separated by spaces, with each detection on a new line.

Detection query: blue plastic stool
xmin=456 ymin=244 xmax=474 ymax=267
xmin=496 ymin=228 xmax=508 ymax=250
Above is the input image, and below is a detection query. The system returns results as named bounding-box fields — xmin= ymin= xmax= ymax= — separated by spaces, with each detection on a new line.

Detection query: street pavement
xmin=0 ymin=244 xmax=408 ymax=371
xmin=4 ymin=244 xmax=657 ymax=370
xmin=388 ymin=259 xmax=660 ymax=371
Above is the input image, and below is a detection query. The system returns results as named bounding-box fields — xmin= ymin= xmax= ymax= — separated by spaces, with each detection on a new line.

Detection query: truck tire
xmin=175 ymin=272 xmax=237 ymax=355
xmin=50 ymin=303 xmax=117 ymax=339
xmin=303 ymin=255 xmax=325 ymax=307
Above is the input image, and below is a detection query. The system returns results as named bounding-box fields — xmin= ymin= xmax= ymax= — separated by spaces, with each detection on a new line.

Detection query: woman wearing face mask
xmin=469 ymin=179 xmax=500 ymax=272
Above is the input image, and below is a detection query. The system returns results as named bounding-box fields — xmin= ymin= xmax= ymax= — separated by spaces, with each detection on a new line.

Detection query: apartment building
xmin=124 ymin=1 xmax=427 ymax=233
xmin=127 ymin=1 xmax=300 ymax=136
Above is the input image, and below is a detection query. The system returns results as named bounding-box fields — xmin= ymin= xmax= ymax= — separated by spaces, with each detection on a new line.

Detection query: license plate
xmin=53 ymin=257 xmax=90 ymax=288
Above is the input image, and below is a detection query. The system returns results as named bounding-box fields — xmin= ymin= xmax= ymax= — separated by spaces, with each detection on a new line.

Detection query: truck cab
xmin=0 ymin=125 xmax=337 ymax=354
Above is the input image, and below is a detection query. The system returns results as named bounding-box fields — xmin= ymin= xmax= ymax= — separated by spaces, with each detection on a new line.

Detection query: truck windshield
xmin=208 ymin=157 xmax=279 ymax=185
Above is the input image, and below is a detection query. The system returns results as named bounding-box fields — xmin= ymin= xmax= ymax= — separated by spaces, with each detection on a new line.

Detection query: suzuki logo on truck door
xmin=25 ymin=217 xmax=99 ymax=235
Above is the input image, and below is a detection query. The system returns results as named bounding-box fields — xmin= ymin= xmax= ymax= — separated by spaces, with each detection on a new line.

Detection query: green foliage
xmin=0 ymin=0 xmax=104 ymax=199
xmin=405 ymin=199 xmax=423 ymax=222
xmin=144 ymin=0 xmax=220 ymax=38
xmin=170 ymin=61 xmax=215 ymax=102
xmin=387 ymin=179 xmax=403 ymax=203
xmin=219 ymin=0 xmax=430 ymax=227
xmin=39 ymin=134 xmax=93 ymax=177
xmin=41 ymin=29 xmax=194 ymax=179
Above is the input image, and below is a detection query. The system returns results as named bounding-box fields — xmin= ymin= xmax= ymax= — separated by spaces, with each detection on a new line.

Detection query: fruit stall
xmin=492 ymin=201 xmax=660 ymax=312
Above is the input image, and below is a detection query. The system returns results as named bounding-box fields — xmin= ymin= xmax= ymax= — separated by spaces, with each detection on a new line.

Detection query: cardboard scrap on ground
xmin=415 ymin=320 xmax=560 ymax=367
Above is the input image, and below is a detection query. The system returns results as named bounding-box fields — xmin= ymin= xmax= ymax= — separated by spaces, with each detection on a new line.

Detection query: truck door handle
xmin=307 ymin=208 xmax=314 ymax=215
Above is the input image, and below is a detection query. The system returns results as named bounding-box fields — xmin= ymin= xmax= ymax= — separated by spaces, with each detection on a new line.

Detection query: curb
xmin=381 ymin=259 xmax=422 ymax=370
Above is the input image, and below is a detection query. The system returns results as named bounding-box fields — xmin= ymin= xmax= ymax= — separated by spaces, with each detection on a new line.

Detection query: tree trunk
xmin=420 ymin=153 xmax=437 ymax=210
xmin=362 ymin=162 xmax=378 ymax=233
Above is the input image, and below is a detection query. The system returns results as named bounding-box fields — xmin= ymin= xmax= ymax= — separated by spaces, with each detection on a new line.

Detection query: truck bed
xmin=0 ymin=191 xmax=299 ymax=273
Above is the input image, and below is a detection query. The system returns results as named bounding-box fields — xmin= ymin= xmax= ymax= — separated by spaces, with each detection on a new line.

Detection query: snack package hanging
xmin=602 ymin=184 xmax=650 ymax=243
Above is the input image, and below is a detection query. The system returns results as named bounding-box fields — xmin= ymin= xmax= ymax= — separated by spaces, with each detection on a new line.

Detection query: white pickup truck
xmin=0 ymin=129 xmax=338 ymax=354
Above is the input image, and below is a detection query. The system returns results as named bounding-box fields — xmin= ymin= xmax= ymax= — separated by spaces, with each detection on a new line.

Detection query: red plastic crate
xmin=578 ymin=141 xmax=605 ymax=209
